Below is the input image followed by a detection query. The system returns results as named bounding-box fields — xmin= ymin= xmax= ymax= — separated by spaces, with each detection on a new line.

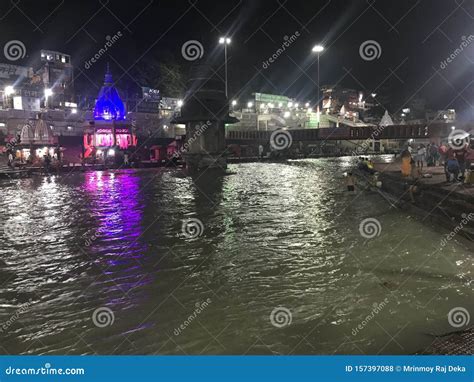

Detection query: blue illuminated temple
xmin=93 ymin=66 xmax=126 ymax=120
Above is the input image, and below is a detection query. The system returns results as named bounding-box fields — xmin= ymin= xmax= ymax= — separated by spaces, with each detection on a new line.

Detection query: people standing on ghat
xmin=416 ymin=144 xmax=426 ymax=170
xmin=438 ymin=142 xmax=449 ymax=181
xmin=427 ymin=142 xmax=439 ymax=166
xmin=7 ymin=152 xmax=14 ymax=168
xmin=446 ymin=148 xmax=460 ymax=183
xmin=400 ymin=149 xmax=412 ymax=177
xmin=455 ymin=144 xmax=467 ymax=182
xmin=465 ymin=144 xmax=474 ymax=184
xmin=43 ymin=154 xmax=51 ymax=174
xmin=346 ymin=172 xmax=356 ymax=192
xmin=258 ymin=144 xmax=264 ymax=159
xmin=124 ymin=152 xmax=129 ymax=166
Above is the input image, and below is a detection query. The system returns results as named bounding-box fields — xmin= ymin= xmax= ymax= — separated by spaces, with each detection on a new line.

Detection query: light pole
xmin=4 ymin=86 xmax=14 ymax=109
xmin=219 ymin=37 xmax=231 ymax=99
xmin=312 ymin=44 xmax=324 ymax=125
xmin=44 ymin=88 xmax=53 ymax=109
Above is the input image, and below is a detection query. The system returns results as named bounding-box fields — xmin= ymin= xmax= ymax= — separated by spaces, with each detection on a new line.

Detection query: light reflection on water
xmin=0 ymin=158 xmax=472 ymax=355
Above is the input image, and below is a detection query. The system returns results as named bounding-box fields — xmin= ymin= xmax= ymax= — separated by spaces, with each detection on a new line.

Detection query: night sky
xmin=1 ymin=0 xmax=473 ymax=119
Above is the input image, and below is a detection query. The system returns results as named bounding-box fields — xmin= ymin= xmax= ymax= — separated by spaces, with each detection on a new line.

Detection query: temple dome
xmin=93 ymin=66 xmax=126 ymax=120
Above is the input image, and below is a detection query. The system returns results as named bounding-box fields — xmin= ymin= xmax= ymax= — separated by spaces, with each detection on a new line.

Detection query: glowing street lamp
xmin=311 ymin=44 xmax=324 ymax=126
xmin=4 ymin=86 xmax=15 ymax=96
xmin=219 ymin=36 xmax=231 ymax=98
xmin=177 ymin=99 xmax=183 ymax=107
xmin=44 ymin=88 xmax=53 ymax=109
xmin=231 ymin=100 xmax=237 ymax=106
xmin=247 ymin=101 xmax=253 ymax=108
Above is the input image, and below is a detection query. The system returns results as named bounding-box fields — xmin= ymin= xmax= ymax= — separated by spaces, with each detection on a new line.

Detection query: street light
xmin=4 ymin=86 xmax=15 ymax=96
xmin=219 ymin=36 xmax=231 ymax=99
xmin=247 ymin=101 xmax=253 ymax=108
xmin=177 ymin=99 xmax=183 ymax=107
xmin=44 ymin=88 xmax=53 ymax=109
xmin=312 ymin=44 xmax=324 ymax=125
xmin=231 ymin=100 xmax=237 ymax=106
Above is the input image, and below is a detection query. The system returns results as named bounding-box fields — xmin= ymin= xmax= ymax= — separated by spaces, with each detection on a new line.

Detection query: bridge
xmin=226 ymin=122 xmax=472 ymax=144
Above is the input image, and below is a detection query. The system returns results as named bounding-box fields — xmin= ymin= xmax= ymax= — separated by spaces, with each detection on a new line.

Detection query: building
xmin=83 ymin=67 xmax=136 ymax=161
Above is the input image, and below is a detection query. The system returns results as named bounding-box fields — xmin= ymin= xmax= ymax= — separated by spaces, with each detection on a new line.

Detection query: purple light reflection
xmin=84 ymin=170 xmax=148 ymax=267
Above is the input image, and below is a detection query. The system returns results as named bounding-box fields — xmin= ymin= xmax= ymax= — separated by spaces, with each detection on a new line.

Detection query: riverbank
xmin=368 ymin=160 xmax=474 ymax=242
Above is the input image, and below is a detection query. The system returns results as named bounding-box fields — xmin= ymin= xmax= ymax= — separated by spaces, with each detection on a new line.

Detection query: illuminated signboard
xmin=254 ymin=93 xmax=292 ymax=103
xmin=142 ymin=87 xmax=160 ymax=101
xmin=160 ymin=97 xmax=180 ymax=109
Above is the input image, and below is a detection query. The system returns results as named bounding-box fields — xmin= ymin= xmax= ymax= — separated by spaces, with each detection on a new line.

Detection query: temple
xmin=83 ymin=66 xmax=136 ymax=160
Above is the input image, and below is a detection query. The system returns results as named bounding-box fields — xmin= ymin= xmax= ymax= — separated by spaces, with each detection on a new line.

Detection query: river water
xmin=0 ymin=157 xmax=472 ymax=355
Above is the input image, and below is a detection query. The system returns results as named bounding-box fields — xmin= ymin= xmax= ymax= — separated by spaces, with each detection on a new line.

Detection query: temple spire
xmin=104 ymin=63 xmax=113 ymax=85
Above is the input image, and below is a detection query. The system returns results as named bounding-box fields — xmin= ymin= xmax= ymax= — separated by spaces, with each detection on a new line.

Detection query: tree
xmin=133 ymin=54 xmax=188 ymax=98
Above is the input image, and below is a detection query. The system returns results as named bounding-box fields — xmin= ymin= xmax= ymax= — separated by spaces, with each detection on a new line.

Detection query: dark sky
xmin=1 ymin=0 xmax=473 ymax=119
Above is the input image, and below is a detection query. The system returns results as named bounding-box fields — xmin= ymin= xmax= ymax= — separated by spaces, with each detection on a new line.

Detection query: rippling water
xmin=0 ymin=157 xmax=472 ymax=355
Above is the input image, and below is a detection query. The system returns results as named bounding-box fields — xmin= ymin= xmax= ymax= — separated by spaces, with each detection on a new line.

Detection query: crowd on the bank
xmin=400 ymin=141 xmax=474 ymax=183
